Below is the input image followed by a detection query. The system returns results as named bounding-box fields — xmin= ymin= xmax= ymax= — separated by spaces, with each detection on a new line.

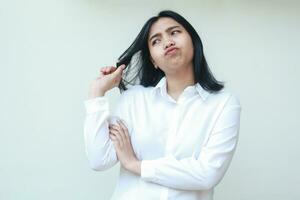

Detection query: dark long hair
xmin=116 ymin=10 xmax=224 ymax=93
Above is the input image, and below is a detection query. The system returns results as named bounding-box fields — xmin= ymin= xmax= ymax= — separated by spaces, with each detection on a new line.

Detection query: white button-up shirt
xmin=84 ymin=76 xmax=242 ymax=200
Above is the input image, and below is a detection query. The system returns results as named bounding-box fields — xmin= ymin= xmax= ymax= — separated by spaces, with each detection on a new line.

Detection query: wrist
xmin=125 ymin=160 xmax=141 ymax=175
xmin=88 ymin=88 xmax=106 ymax=99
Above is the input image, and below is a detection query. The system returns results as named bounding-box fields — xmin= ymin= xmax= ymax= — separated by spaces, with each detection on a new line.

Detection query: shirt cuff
xmin=84 ymin=96 xmax=109 ymax=114
xmin=141 ymin=160 xmax=157 ymax=182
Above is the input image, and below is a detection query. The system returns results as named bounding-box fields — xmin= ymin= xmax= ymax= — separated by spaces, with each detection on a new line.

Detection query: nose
xmin=164 ymin=39 xmax=175 ymax=49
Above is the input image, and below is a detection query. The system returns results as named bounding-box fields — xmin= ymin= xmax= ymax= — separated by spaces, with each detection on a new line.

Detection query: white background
xmin=1 ymin=0 xmax=299 ymax=199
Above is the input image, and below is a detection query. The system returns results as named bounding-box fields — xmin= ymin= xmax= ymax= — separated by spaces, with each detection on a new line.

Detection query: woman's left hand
xmin=109 ymin=120 xmax=141 ymax=175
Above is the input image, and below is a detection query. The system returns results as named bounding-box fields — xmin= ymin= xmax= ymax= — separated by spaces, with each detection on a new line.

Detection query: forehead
xmin=148 ymin=17 xmax=182 ymax=37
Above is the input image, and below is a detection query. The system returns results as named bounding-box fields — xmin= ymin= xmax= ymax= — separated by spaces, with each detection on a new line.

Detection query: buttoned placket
xmin=160 ymin=95 xmax=187 ymax=200
xmin=165 ymin=104 xmax=179 ymax=155
xmin=164 ymin=93 xmax=188 ymax=156
xmin=163 ymin=86 xmax=197 ymax=156
xmin=156 ymin=82 xmax=198 ymax=200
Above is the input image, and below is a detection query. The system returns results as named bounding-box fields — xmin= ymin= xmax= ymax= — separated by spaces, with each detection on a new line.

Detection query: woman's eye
xmin=171 ymin=30 xmax=180 ymax=35
xmin=152 ymin=39 xmax=160 ymax=45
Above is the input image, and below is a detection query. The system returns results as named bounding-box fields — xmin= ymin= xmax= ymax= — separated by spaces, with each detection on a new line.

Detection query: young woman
xmin=84 ymin=10 xmax=241 ymax=200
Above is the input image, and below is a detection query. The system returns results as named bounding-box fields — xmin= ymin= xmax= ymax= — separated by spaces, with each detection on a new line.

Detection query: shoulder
xmin=119 ymin=84 xmax=147 ymax=99
xmin=207 ymin=89 xmax=242 ymax=108
xmin=121 ymin=84 xmax=146 ymax=94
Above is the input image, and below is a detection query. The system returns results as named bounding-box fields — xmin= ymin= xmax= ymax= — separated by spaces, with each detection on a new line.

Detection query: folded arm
xmin=140 ymin=94 xmax=242 ymax=190
xmin=83 ymin=90 xmax=133 ymax=171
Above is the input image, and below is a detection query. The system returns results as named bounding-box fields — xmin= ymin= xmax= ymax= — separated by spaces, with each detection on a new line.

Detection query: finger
xmin=117 ymin=120 xmax=129 ymax=135
xmin=105 ymin=67 xmax=110 ymax=73
xmin=109 ymin=131 xmax=120 ymax=145
xmin=109 ymin=123 xmax=118 ymax=128
xmin=108 ymin=127 xmax=120 ymax=136
xmin=100 ymin=66 xmax=116 ymax=74
xmin=109 ymin=133 xmax=120 ymax=149
xmin=109 ymin=124 xmax=119 ymax=131
xmin=104 ymin=67 xmax=111 ymax=75
xmin=113 ymin=64 xmax=126 ymax=75
xmin=109 ymin=66 xmax=117 ymax=73
xmin=116 ymin=120 xmax=130 ymax=141
xmin=109 ymin=132 xmax=117 ymax=142
xmin=110 ymin=124 xmax=126 ymax=142
xmin=112 ymin=123 xmax=127 ymax=143
xmin=110 ymin=66 xmax=117 ymax=72
xmin=109 ymin=129 xmax=124 ymax=148
xmin=100 ymin=66 xmax=109 ymax=72
xmin=99 ymin=68 xmax=107 ymax=76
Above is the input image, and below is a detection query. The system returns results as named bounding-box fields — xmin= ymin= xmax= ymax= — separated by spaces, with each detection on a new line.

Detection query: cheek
xmin=149 ymin=48 xmax=163 ymax=62
xmin=184 ymin=37 xmax=194 ymax=59
xmin=188 ymin=44 xmax=194 ymax=58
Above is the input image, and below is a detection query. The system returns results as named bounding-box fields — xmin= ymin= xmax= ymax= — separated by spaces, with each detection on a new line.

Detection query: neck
xmin=165 ymin=64 xmax=195 ymax=95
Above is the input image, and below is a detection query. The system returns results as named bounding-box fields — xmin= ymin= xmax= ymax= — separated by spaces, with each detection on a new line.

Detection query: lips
xmin=165 ymin=47 xmax=179 ymax=55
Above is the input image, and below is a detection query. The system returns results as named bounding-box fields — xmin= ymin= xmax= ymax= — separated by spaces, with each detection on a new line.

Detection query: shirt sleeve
xmin=140 ymin=94 xmax=242 ymax=190
xmin=83 ymin=89 xmax=133 ymax=171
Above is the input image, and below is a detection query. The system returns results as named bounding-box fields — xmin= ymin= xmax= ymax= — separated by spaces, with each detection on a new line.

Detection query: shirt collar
xmin=152 ymin=76 xmax=210 ymax=101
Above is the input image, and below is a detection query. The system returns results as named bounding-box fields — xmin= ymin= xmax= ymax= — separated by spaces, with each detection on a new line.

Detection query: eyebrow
xmin=148 ymin=25 xmax=181 ymax=42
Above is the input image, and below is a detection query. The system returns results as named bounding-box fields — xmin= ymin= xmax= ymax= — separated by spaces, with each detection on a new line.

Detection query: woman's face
xmin=147 ymin=17 xmax=194 ymax=74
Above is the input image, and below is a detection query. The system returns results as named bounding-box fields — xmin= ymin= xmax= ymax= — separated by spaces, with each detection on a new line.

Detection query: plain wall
xmin=1 ymin=0 xmax=299 ymax=199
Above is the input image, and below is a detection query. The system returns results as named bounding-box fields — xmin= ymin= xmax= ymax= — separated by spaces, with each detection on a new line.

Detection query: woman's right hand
xmin=88 ymin=64 xmax=126 ymax=99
